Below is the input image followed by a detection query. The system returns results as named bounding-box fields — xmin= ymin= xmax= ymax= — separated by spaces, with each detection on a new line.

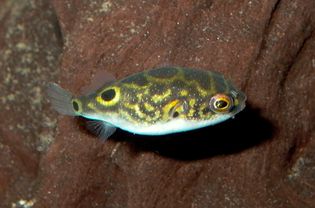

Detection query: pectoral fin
xmin=85 ymin=119 xmax=116 ymax=141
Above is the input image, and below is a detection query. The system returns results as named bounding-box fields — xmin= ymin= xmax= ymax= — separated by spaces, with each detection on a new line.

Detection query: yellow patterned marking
xmin=87 ymin=102 xmax=96 ymax=110
xmin=198 ymin=103 xmax=208 ymax=117
xmin=189 ymin=99 xmax=196 ymax=107
xmin=123 ymin=103 xmax=147 ymax=119
xmin=86 ymin=102 xmax=108 ymax=117
xmin=187 ymin=99 xmax=196 ymax=117
xmin=189 ymin=81 xmax=208 ymax=97
xmin=152 ymin=110 xmax=161 ymax=121
xmin=180 ymin=90 xmax=188 ymax=96
xmin=120 ymin=109 xmax=139 ymax=123
xmin=143 ymin=87 xmax=150 ymax=96
xmin=188 ymin=109 xmax=195 ymax=117
xmin=152 ymin=89 xmax=172 ymax=103
xmin=198 ymin=86 xmax=208 ymax=97
xmin=162 ymin=99 xmax=180 ymax=120
xmin=123 ymin=82 xmax=149 ymax=89
xmin=136 ymin=93 xmax=143 ymax=100
xmin=96 ymin=86 xmax=120 ymax=106
xmin=134 ymin=105 xmax=147 ymax=119
xmin=144 ymin=102 xmax=155 ymax=111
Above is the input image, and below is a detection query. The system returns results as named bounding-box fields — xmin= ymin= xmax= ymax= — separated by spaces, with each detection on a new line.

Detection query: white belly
xmin=109 ymin=115 xmax=231 ymax=135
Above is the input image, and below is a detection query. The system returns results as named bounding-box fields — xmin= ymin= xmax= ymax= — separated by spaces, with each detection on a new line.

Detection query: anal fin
xmin=85 ymin=119 xmax=116 ymax=141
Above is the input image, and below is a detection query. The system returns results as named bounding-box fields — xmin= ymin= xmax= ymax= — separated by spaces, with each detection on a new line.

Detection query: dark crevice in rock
xmin=51 ymin=9 xmax=64 ymax=49
xmin=266 ymin=0 xmax=282 ymax=34
xmin=254 ymin=0 xmax=282 ymax=62
xmin=243 ymin=0 xmax=283 ymax=90
xmin=278 ymin=29 xmax=314 ymax=91
xmin=284 ymin=140 xmax=298 ymax=167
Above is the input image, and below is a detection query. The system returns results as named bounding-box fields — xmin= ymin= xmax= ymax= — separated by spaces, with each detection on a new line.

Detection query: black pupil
xmin=215 ymin=100 xmax=228 ymax=109
xmin=173 ymin=111 xmax=179 ymax=118
xmin=73 ymin=101 xmax=79 ymax=111
xmin=101 ymin=89 xmax=116 ymax=101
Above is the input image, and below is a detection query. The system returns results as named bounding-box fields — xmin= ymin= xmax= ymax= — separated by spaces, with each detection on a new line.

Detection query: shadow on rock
xmin=111 ymin=104 xmax=275 ymax=161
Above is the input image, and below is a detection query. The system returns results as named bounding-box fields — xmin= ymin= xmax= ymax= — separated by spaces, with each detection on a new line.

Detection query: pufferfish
xmin=47 ymin=67 xmax=246 ymax=140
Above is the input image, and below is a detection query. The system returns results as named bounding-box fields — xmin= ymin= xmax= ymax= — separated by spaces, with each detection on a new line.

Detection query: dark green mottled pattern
xmin=78 ymin=67 xmax=235 ymax=124
xmin=113 ymin=67 xmax=230 ymax=124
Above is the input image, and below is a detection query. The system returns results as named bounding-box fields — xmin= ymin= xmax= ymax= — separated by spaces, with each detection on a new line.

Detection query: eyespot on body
xmin=71 ymin=99 xmax=82 ymax=114
xmin=209 ymin=93 xmax=234 ymax=113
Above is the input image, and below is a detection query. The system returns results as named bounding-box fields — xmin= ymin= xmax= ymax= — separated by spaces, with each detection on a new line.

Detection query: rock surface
xmin=0 ymin=0 xmax=314 ymax=207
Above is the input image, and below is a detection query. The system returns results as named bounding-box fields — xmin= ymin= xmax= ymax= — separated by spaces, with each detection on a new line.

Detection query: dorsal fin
xmin=80 ymin=70 xmax=116 ymax=95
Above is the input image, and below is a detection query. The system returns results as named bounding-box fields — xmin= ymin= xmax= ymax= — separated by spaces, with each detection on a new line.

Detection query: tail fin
xmin=46 ymin=83 xmax=76 ymax=116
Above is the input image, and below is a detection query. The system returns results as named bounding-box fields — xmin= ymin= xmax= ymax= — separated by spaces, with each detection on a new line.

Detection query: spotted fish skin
xmin=48 ymin=67 xmax=246 ymax=138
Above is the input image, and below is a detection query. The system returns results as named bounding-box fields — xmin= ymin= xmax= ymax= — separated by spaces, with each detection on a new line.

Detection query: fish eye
xmin=101 ymin=88 xmax=116 ymax=101
xmin=209 ymin=94 xmax=233 ymax=113
xmin=215 ymin=100 xmax=228 ymax=109
xmin=72 ymin=99 xmax=81 ymax=113
xmin=97 ymin=87 xmax=120 ymax=106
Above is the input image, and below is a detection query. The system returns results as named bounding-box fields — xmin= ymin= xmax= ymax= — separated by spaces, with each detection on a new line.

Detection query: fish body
xmin=47 ymin=67 xmax=246 ymax=140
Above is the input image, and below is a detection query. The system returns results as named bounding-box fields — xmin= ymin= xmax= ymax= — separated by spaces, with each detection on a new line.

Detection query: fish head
xmin=207 ymin=88 xmax=246 ymax=119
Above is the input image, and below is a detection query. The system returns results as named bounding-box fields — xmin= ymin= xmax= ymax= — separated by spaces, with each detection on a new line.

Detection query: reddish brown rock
xmin=0 ymin=0 xmax=62 ymax=207
xmin=0 ymin=0 xmax=314 ymax=208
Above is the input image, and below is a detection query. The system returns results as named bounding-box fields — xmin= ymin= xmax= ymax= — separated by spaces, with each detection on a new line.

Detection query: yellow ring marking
xmin=96 ymin=86 xmax=121 ymax=106
xmin=211 ymin=94 xmax=233 ymax=113
xmin=162 ymin=99 xmax=183 ymax=120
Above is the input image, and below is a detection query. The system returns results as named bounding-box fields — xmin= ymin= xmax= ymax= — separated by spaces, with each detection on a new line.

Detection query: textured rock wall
xmin=0 ymin=0 xmax=314 ymax=207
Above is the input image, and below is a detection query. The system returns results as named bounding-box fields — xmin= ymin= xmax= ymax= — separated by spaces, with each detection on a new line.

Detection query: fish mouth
xmin=231 ymin=90 xmax=247 ymax=114
xmin=237 ymin=91 xmax=247 ymax=111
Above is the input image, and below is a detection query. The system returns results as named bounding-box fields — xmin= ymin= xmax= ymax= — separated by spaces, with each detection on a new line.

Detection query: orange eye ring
xmin=209 ymin=94 xmax=233 ymax=113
